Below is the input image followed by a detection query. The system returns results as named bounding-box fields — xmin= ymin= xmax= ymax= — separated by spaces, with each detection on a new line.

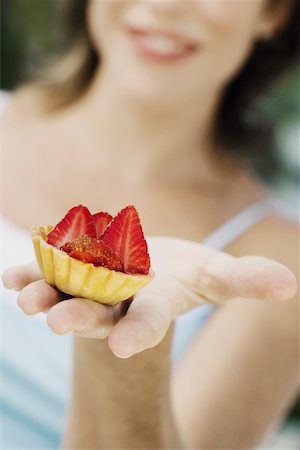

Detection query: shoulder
xmin=227 ymin=212 xmax=299 ymax=278
xmin=1 ymin=86 xmax=45 ymax=122
xmin=1 ymin=87 xmax=60 ymax=228
xmin=2 ymin=85 xmax=64 ymax=146
xmin=1 ymin=88 xmax=42 ymax=152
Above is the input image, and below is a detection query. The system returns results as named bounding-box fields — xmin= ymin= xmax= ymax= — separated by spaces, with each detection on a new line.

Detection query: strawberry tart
xmin=31 ymin=205 xmax=153 ymax=304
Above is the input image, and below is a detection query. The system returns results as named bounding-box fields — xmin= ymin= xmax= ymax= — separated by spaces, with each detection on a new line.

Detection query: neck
xmin=70 ymin=67 xmax=237 ymax=188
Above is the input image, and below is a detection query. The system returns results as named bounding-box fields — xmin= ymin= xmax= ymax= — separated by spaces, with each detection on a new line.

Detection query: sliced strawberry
xmin=68 ymin=251 xmax=100 ymax=265
xmin=47 ymin=205 xmax=96 ymax=248
xmin=92 ymin=212 xmax=113 ymax=239
xmin=61 ymin=236 xmax=124 ymax=272
xmin=100 ymin=205 xmax=150 ymax=275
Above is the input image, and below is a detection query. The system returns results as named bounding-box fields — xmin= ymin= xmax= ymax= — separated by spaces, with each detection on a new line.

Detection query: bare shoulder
xmin=220 ymin=213 xmax=299 ymax=338
xmin=1 ymin=87 xmax=68 ymax=228
xmin=227 ymin=213 xmax=299 ymax=275
xmin=2 ymin=88 xmax=41 ymax=164
xmin=1 ymin=87 xmax=51 ymax=149
xmin=1 ymin=86 xmax=44 ymax=124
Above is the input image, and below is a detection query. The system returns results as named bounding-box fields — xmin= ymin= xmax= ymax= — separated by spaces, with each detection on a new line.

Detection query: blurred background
xmin=1 ymin=0 xmax=299 ymax=447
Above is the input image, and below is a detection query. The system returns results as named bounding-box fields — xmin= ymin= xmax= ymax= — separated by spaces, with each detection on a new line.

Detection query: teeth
xmin=140 ymin=34 xmax=185 ymax=54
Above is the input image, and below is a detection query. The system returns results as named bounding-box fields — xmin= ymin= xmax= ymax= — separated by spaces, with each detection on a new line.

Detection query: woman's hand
xmin=2 ymin=236 xmax=297 ymax=358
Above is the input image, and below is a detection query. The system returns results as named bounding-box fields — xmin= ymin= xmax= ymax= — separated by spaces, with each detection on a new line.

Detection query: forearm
xmin=172 ymin=298 xmax=299 ymax=449
xmin=62 ymin=330 xmax=182 ymax=450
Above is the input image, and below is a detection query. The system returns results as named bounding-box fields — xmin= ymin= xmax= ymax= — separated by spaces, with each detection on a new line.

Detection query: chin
xmin=106 ymin=54 xmax=195 ymax=111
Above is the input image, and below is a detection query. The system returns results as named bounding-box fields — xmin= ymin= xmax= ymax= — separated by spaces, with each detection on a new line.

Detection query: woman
xmin=1 ymin=0 xmax=299 ymax=448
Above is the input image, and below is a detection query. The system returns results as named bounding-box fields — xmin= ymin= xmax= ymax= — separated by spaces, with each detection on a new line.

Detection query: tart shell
xmin=31 ymin=225 xmax=153 ymax=305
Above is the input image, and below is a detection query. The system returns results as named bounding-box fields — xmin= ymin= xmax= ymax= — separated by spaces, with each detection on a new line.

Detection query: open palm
xmin=2 ymin=236 xmax=297 ymax=358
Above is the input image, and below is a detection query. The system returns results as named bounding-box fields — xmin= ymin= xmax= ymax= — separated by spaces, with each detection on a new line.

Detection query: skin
xmin=1 ymin=0 xmax=299 ymax=448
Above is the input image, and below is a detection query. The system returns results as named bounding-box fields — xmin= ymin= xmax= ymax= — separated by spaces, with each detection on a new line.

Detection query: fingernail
xmin=113 ymin=350 xmax=134 ymax=359
xmin=6 ymin=286 xmax=21 ymax=292
xmin=55 ymin=329 xmax=74 ymax=336
xmin=58 ymin=326 xmax=75 ymax=335
xmin=48 ymin=323 xmax=75 ymax=335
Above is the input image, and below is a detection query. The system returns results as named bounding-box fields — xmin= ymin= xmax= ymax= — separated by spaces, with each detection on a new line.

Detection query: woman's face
xmin=87 ymin=0 xmax=274 ymax=107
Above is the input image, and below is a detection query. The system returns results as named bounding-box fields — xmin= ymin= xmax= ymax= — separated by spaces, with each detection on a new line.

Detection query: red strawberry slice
xmin=61 ymin=236 xmax=124 ymax=272
xmin=47 ymin=205 xmax=96 ymax=248
xmin=68 ymin=251 xmax=100 ymax=265
xmin=92 ymin=212 xmax=113 ymax=239
xmin=100 ymin=205 xmax=150 ymax=275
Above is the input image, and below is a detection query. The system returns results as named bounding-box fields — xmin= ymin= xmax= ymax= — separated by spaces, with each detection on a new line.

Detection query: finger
xmin=149 ymin=237 xmax=297 ymax=303
xmin=192 ymin=253 xmax=298 ymax=303
xmin=2 ymin=262 xmax=42 ymax=291
xmin=47 ymin=298 xmax=123 ymax=339
xmin=108 ymin=274 xmax=194 ymax=358
xmin=17 ymin=280 xmax=63 ymax=315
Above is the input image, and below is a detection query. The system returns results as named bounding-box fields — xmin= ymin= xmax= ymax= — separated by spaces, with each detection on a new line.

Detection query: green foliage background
xmin=1 ymin=0 xmax=57 ymax=88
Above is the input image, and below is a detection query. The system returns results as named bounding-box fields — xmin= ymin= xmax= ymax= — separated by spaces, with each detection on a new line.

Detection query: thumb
xmin=108 ymin=274 xmax=195 ymax=358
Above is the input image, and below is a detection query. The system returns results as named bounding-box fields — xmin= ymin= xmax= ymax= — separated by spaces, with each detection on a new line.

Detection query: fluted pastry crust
xmin=32 ymin=225 xmax=153 ymax=305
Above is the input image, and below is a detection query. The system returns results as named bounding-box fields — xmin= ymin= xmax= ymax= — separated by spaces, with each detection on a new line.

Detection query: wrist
xmin=64 ymin=328 xmax=181 ymax=449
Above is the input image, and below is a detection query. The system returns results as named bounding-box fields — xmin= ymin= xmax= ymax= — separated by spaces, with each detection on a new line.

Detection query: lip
xmin=126 ymin=27 xmax=199 ymax=62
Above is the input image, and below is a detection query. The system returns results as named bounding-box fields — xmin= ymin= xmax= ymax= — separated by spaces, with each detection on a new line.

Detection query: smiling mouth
xmin=127 ymin=28 xmax=199 ymax=62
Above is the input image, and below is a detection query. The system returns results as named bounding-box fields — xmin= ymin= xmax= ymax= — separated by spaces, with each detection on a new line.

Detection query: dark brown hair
xmin=215 ymin=0 xmax=300 ymax=176
xmin=29 ymin=0 xmax=300 ymax=177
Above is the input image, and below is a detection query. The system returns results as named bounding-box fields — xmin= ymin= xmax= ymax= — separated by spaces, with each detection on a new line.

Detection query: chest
xmin=2 ymin=112 xmax=243 ymax=242
xmin=3 ymin=141 xmax=217 ymax=241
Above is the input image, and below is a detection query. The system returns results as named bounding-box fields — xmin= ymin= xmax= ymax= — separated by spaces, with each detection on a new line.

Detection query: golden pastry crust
xmin=31 ymin=225 xmax=153 ymax=305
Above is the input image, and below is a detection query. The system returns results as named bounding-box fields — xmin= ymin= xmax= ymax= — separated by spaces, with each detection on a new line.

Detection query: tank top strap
xmin=201 ymin=197 xmax=289 ymax=251
xmin=0 ymin=90 xmax=10 ymax=114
